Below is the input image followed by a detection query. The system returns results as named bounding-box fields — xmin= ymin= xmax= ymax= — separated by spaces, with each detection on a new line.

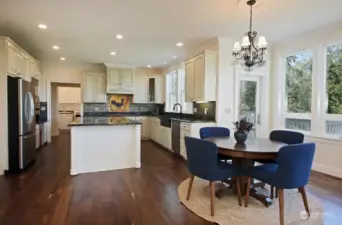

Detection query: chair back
xmin=276 ymin=143 xmax=315 ymax=189
xmin=184 ymin=136 xmax=220 ymax=180
xmin=270 ymin=130 xmax=304 ymax=144
xmin=200 ymin=127 xmax=230 ymax=139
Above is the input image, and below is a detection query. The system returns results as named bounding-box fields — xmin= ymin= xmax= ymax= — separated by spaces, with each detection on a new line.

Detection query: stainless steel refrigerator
xmin=8 ymin=76 xmax=36 ymax=172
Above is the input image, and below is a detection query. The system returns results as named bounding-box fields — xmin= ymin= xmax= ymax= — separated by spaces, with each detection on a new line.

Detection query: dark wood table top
xmin=206 ymin=137 xmax=287 ymax=159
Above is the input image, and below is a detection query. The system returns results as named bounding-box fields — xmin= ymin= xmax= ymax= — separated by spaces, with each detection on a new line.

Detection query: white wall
xmin=271 ymin=22 xmax=342 ymax=178
xmin=0 ymin=41 xmax=7 ymax=174
xmin=40 ymin=61 xmax=106 ymax=142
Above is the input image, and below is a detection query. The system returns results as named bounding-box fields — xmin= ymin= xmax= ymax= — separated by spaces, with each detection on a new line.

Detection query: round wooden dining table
xmin=206 ymin=136 xmax=287 ymax=207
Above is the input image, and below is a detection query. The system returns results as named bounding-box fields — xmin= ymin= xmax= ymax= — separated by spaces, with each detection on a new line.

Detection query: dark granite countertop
xmin=81 ymin=112 xmax=216 ymax=123
xmin=170 ymin=118 xmax=216 ymax=123
xmin=68 ymin=117 xmax=142 ymax=127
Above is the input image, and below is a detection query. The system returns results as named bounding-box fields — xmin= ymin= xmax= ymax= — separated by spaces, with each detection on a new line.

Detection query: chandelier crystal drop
xmin=232 ymin=0 xmax=267 ymax=70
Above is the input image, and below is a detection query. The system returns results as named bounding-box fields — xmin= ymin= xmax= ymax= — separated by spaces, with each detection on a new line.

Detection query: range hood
xmin=105 ymin=64 xmax=134 ymax=94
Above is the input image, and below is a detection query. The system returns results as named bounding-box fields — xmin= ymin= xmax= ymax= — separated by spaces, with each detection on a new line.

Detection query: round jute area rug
xmin=178 ymin=177 xmax=324 ymax=225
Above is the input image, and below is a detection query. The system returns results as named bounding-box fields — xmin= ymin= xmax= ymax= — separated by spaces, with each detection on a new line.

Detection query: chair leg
xmin=245 ymin=176 xmax=252 ymax=207
xmin=236 ymin=177 xmax=242 ymax=206
xmin=186 ymin=175 xmax=194 ymax=201
xmin=270 ymin=186 xmax=274 ymax=199
xmin=278 ymin=188 xmax=285 ymax=225
xmin=299 ymin=186 xmax=310 ymax=218
xmin=210 ymin=181 xmax=215 ymax=216
xmin=275 ymin=187 xmax=279 ymax=198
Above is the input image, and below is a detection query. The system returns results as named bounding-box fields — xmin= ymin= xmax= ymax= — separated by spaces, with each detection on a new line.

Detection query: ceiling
xmin=0 ymin=0 xmax=342 ymax=68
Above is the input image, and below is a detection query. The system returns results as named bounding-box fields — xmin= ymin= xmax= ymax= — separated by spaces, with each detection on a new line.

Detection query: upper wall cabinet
xmin=82 ymin=73 xmax=106 ymax=103
xmin=5 ymin=39 xmax=40 ymax=81
xmin=106 ymin=66 xmax=134 ymax=94
xmin=58 ymin=87 xmax=81 ymax=104
xmin=185 ymin=50 xmax=217 ymax=102
xmin=133 ymin=75 xmax=164 ymax=104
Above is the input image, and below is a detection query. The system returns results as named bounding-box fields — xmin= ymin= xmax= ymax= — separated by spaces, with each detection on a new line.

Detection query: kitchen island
xmin=68 ymin=117 xmax=141 ymax=175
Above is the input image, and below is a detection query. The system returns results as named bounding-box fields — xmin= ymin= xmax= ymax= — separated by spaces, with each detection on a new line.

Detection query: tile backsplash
xmin=84 ymin=102 xmax=162 ymax=114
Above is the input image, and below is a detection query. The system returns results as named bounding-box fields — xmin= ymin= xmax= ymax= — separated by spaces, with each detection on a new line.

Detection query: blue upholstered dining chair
xmin=244 ymin=143 xmax=316 ymax=225
xmin=200 ymin=127 xmax=232 ymax=162
xmin=184 ymin=136 xmax=243 ymax=216
xmin=257 ymin=130 xmax=304 ymax=198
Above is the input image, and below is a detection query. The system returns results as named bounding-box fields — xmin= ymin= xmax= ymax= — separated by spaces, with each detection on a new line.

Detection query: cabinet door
xmin=107 ymin=69 xmax=121 ymax=86
xmin=96 ymin=75 xmax=107 ymax=103
xmin=7 ymin=45 xmax=18 ymax=75
xmin=17 ymin=53 xmax=26 ymax=78
xmin=185 ymin=61 xmax=195 ymax=102
xmin=134 ymin=76 xmax=147 ymax=103
xmin=120 ymin=69 xmax=133 ymax=87
xmin=23 ymin=58 xmax=31 ymax=81
xmin=154 ymin=76 xmax=164 ymax=104
xmin=148 ymin=77 xmax=155 ymax=102
xmin=194 ymin=54 xmax=205 ymax=100
xmin=84 ymin=74 xmax=97 ymax=102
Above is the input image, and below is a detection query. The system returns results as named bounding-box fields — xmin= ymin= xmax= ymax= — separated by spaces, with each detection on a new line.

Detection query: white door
xmin=194 ymin=54 xmax=205 ymax=100
xmin=185 ymin=60 xmax=195 ymax=102
xmin=96 ymin=75 xmax=107 ymax=103
xmin=7 ymin=45 xmax=18 ymax=75
xmin=236 ymin=75 xmax=261 ymax=139
xmin=134 ymin=76 xmax=147 ymax=103
xmin=84 ymin=74 xmax=97 ymax=102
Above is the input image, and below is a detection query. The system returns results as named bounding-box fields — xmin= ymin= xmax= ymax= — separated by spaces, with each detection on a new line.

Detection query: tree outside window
xmin=326 ymin=44 xmax=342 ymax=114
xmin=285 ymin=52 xmax=313 ymax=113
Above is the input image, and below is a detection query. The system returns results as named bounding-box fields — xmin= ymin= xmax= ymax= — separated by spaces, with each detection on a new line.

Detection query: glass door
xmin=236 ymin=76 xmax=260 ymax=139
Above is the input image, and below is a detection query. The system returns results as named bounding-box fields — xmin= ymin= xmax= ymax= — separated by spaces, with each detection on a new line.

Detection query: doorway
xmin=235 ymin=74 xmax=261 ymax=139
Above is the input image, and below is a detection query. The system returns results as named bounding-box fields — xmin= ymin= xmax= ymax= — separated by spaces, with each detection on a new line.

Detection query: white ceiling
xmin=0 ymin=0 xmax=342 ymax=67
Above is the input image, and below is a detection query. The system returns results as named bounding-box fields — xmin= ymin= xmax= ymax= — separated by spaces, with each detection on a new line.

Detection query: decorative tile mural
xmin=108 ymin=94 xmax=131 ymax=112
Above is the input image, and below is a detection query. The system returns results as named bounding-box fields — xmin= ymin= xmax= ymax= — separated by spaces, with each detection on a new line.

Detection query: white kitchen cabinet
xmin=58 ymin=113 xmax=74 ymax=130
xmin=58 ymin=87 xmax=81 ymax=104
xmin=179 ymin=122 xmax=216 ymax=160
xmin=134 ymin=76 xmax=147 ymax=103
xmin=106 ymin=66 xmax=134 ymax=94
xmin=7 ymin=45 xmax=19 ymax=76
xmin=96 ymin=75 xmax=106 ymax=102
xmin=136 ymin=117 xmax=150 ymax=139
xmin=148 ymin=76 xmax=164 ymax=103
xmin=83 ymin=73 xmax=107 ymax=103
xmin=185 ymin=50 xmax=217 ymax=102
xmin=36 ymin=125 xmax=40 ymax=149
xmin=185 ymin=61 xmax=195 ymax=102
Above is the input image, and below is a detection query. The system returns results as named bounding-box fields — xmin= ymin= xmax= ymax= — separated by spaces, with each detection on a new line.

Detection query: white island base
xmin=70 ymin=124 xmax=141 ymax=175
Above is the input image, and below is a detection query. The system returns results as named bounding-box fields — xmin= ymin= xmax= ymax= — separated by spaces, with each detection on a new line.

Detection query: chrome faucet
xmin=173 ymin=103 xmax=183 ymax=115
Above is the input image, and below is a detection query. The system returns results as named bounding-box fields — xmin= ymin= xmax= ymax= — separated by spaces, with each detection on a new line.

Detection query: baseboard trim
xmin=312 ymin=163 xmax=342 ymax=179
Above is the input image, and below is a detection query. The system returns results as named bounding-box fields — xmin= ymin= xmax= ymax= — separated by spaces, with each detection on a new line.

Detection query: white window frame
xmin=281 ymin=50 xmax=314 ymax=135
xmin=165 ymin=70 xmax=178 ymax=112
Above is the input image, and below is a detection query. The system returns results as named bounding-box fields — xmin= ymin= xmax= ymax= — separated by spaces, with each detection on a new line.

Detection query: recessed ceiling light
xmin=116 ymin=34 xmax=124 ymax=39
xmin=38 ymin=24 xmax=47 ymax=29
xmin=52 ymin=45 xmax=60 ymax=50
xmin=110 ymin=52 xmax=116 ymax=55
xmin=173 ymin=56 xmax=177 ymax=59
xmin=60 ymin=57 xmax=66 ymax=61
xmin=147 ymin=65 xmax=151 ymax=68
xmin=163 ymin=62 xmax=167 ymax=64
xmin=176 ymin=42 xmax=184 ymax=47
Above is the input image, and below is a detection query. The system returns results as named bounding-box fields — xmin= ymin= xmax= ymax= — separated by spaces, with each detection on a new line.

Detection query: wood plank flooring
xmin=0 ymin=133 xmax=341 ymax=225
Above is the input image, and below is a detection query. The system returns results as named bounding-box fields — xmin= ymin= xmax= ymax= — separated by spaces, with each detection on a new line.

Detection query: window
xmin=166 ymin=71 xmax=178 ymax=112
xmin=284 ymin=51 xmax=313 ymax=131
xmin=165 ymin=67 xmax=191 ymax=113
xmin=325 ymin=43 xmax=342 ymax=137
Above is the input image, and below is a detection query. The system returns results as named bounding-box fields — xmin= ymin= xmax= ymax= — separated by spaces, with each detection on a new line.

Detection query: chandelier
xmin=232 ymin=0 xmax=267 ymax=70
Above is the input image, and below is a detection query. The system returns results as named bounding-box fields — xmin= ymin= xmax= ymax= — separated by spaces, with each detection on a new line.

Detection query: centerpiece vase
xmin=234 ymin=131 xmax=248 ymax=144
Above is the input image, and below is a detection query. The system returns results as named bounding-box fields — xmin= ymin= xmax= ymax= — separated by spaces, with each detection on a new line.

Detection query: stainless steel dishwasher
xmin=171 ymin=120 xmax=181 ymax=155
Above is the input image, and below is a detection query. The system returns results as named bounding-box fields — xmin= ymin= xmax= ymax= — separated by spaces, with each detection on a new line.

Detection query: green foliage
xmin=327 ymin=44 xmax=342 ymax=114
xmin=286 ymin=52 xmax=313 ymax=113
xmin=239 ymin=81 xmax=256 ymax=112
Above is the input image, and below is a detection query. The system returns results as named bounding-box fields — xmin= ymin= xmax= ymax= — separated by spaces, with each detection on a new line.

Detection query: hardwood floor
xmin=0 ymin=133 xmax=341 ymax=225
